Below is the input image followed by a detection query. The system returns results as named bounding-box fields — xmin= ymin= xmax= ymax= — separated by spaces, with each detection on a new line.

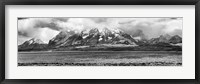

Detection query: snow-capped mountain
xmin=48 ymin=31 xmax=76 ymax=47
xmin=21 ymin=38 xmax=45 ymax=45
xmin=148 ymin=34 xmax=172 ymax=44
xmin=169 ymin=35 xmax=182 ymax=44
xmin=18 ymin=38 xmax=47 ymax=51
xmin=147 ymin=34 xmax=182 ymax=46
xmin=48 ymin=28 xmax=138 ymax=47
xmin=18 ymin=28 xmax=182 ymax=51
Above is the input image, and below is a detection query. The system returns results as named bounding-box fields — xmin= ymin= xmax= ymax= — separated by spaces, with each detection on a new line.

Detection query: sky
xmin=18 ymin=17 xmax=182 ymax=45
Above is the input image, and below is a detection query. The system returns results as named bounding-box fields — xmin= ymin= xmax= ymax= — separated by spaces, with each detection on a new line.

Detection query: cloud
xmin=18 ymin=18 xmax=61 ymax=44
xmin=18 ymin=27 xmax=59 ymax=45
xmin=117 ymin=18 xmax=182 ymax=39
xmin=90 ymin=18 xmax=107 ymax=23
xmin=18 ymin=31 xmax=29 ymax=37
xmin=18 ymin=17 xmax=182 ymax=45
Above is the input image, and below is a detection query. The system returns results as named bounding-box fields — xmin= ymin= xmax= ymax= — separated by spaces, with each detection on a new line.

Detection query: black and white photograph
xmin=18 ymin=17 xmax=182 ymax=66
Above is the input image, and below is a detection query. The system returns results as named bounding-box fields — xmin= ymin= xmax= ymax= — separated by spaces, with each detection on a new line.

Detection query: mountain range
xmin=18 ymin=28 xmax=182 ymax=51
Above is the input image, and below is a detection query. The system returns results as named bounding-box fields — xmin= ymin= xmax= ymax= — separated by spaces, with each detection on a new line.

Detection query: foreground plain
xmin=18 ymin=51 xmax=182 ymax=66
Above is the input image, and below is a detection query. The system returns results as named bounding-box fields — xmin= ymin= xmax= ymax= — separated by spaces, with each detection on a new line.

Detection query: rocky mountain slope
xmin=48 ymin=28 xmax=137 ymax=47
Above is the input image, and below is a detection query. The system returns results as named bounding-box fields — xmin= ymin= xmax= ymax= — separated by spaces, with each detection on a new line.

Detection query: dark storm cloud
xmin=32 ymin=18 xmax=69 ymax=30
xmin=18 ymin=31 xmax=30 ymax=37
xmin=33 ymin=21 xmax=62 ymax=31
xmin=18 ymin=18 xmax=69 ymax=31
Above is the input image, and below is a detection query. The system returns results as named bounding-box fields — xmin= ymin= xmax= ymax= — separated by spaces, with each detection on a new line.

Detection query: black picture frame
xmin=0 ymin=0 xmax=200 ymax=84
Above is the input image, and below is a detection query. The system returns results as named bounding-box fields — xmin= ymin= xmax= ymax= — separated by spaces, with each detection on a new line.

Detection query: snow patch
xmin=83 ymin=35 xmax=89 ymax=39
xmin=115 ymin=34 xmax=119 ymax=37
xmin=133 ymin=37 xmax=141 ymax=40
xmin=99 ymin=37 xmax=103 ymax=41
xmin=108 ymin=37 xmax=112 ymax=40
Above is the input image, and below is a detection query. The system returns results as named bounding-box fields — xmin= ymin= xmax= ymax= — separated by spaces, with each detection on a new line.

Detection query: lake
xmin=18 ymin=51 xmax=182 ymax=66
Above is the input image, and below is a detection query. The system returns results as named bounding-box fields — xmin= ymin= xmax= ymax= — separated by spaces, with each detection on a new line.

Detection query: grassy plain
xmin=18 ymin=51 xmax=182 ymax=66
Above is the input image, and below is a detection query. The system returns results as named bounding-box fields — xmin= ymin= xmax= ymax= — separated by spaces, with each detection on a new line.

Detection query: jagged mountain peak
xmin=148 ymin=34 xmax=182 ymax=45
xmin=51 ymin=30 xmax=76 ymax=41
xmin=18 ymin=38 xmax=47 ymax=51
xmin=172 ymin=35 xmax=181 ymax=38
xmin=59 ymin=30 xmax=76 ymax=35
xmin=89 ymin=28 xmax=99 ymax=35
xmin=159 ymin=34 xmax=171 ymax=40
xmin=169 ymin=35 xmax=182 ymax=44
xmin=48 ymin=30 xmax=77 ymax=47
xmin=80 ymin=27 xmax=123 ymax=35
xmin=47 ymin=27 xmax=139 ymax=47
xmin=25 ymin=38 xmax=45 ymax=45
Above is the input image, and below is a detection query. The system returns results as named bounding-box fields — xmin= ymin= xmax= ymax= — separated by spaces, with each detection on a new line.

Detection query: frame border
xmin=0 ymin=0 xmax=200 ymax=84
